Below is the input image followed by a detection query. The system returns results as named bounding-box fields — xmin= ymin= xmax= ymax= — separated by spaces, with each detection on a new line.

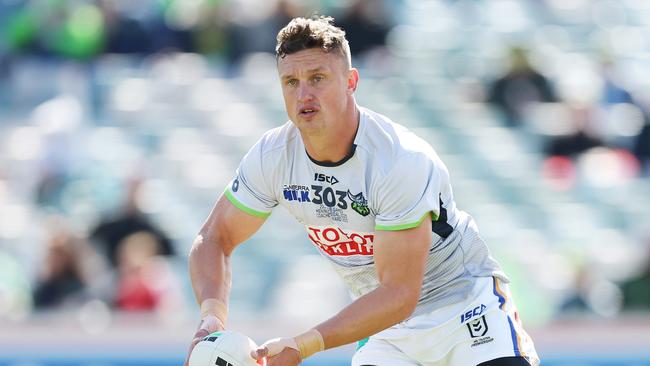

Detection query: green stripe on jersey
xmin=224 ymin=188 xmax=271 ymax=218
xmin=375 ymin=211 xmax=433 ymax=231
xmin=356 ymin=337 xmax=369 ymax=350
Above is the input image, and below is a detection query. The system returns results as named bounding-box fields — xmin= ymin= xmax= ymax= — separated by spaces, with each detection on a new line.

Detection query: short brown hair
xmin=276 ymin=16 xmax=351 ymax=68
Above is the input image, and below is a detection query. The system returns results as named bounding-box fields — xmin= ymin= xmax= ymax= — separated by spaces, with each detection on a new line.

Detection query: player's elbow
xmin=189 ymin=230 xmax=235 ymax=259
xmin=189 ymin=234 xmax=205 ymax=257
xmin=391 ymin=285 xmax=420 ymax=321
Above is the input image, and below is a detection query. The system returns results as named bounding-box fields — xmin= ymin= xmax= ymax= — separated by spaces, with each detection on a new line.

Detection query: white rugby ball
xmin=189 ymin=330 xmax=264 ymax=366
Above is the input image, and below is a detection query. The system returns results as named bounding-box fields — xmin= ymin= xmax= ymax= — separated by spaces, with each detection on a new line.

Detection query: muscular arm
xmin=189 ymin=193 xmax=267 ymax=317
xmin=315 ymin=216 xmax=432 ymax=348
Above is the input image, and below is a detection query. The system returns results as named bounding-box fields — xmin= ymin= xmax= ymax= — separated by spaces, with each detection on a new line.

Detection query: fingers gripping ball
xmin=189 ymin=331 xmax=265 ymax=366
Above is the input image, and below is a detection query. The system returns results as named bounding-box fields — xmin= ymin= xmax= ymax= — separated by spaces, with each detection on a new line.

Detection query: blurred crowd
xmin=0 ymin=0 xmax=396 ymax=324
xmin=486 ymin=45 xmax=650 ymax=186
xmin=11 ymin=176 xmax=183 ymax=315
xmin=1 ymin=0 xmax=650 ymax=329
xmin=0 ymin=0 xmax=392 ymax=69
xmin=490 ymin=44 xmax=650 ymax=315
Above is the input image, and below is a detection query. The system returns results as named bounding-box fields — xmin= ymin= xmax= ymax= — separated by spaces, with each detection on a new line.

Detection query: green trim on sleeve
xmin=375 ymin=211 xmax=433 ymax=231
xmin=224 ymin=188 xmax=271 ymax=218
xmin=356 ymin=337 xmax=369 ymax=350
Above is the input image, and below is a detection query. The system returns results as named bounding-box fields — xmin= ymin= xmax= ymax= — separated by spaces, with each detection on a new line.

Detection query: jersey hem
xmin=224 ymin=188 xmax=271 ymax=218
xmin=375 ymin=212 xmax=432 ymax=231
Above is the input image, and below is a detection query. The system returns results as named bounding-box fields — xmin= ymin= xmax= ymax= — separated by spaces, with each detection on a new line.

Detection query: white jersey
xmin=225 ymin=107 xmax=506 ymax=317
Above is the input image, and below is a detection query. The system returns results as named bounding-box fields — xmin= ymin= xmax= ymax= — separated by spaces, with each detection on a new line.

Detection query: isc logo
xmin=461 ymin=304 xmax=487 ymax=323
xmin=314 ymin=173 xmax=339 ymax=185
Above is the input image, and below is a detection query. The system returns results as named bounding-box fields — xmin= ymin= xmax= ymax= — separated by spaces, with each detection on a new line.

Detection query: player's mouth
xmin=299 ymin=106 xmax=320 ymax=119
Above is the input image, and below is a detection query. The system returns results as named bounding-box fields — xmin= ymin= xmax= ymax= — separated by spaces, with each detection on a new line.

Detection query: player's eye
xmin=312 ymin=75 xmax=324 ymax=83
xmin=286 ymin=79 xmax=298 ymax=87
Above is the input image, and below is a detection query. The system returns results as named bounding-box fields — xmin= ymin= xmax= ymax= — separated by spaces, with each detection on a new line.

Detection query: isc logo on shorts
xmin=460 ymin=304 xmax=487 ymax=323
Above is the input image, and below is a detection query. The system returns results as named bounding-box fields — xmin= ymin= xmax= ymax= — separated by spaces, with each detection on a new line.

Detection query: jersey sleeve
xmin=373 ymin=152 xmax=442 ymax=231
xmin=224 ymin=139 xmax=277 ymax=218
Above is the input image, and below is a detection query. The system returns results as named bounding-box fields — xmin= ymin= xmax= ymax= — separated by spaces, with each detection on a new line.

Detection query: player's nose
xmin=297 ymin=84 xmax=315 ymax=102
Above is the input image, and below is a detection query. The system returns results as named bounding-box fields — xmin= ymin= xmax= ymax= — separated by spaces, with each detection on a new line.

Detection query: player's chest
xmin=277 ymin=170 xmax=375 ymax=229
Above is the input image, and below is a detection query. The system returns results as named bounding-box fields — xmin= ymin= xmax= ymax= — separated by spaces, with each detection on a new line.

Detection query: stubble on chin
xmin=293 ymin=118 xmax=326 ymax=138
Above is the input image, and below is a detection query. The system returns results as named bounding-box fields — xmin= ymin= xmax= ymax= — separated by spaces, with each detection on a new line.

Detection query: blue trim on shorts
xmin=506 ymin=316 xmax=521 ymax=357
xmin=492 ymin=277 xmax=506 ymax=309
xmin=493 ymin=277 xmax=521 ymax=357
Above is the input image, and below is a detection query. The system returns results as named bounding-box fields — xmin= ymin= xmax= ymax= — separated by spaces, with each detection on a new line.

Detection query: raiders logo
xmin=467 ymin=315 xmax=488 ymax=338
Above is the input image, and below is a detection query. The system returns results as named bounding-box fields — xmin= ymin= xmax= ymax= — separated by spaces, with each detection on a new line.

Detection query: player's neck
xmin=303 ymin=105 xmax=359 ymax=164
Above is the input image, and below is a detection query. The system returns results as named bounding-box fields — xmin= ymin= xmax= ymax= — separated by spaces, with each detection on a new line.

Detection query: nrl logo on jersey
xmin=348 ymin=190 xmax=370 ymax=217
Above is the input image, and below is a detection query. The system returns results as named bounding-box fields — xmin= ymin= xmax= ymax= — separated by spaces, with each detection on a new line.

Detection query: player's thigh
xmin=352 ymin=338 xmax=419 ymax=366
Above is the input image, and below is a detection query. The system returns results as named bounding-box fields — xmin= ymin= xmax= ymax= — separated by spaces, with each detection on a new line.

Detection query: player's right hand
xmin=183 ymin=315 xmax=225 ymax=366
xmin=251 ymin=338 xmax=301 ymax=366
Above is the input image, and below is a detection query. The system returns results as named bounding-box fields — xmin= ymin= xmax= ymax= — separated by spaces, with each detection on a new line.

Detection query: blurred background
xmin=0 ymin=0 xmax=649 ymax=365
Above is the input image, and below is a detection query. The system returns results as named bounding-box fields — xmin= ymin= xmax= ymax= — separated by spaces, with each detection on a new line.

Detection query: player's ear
xmin=347 ymin=68 xmax=359 ymax=95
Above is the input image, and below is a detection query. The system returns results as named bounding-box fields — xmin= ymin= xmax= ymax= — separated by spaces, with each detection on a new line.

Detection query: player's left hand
xmin=183 ymin=315 xmax=224 ymax=366
xmin=251 ymin=337 xmax=301 ymax=366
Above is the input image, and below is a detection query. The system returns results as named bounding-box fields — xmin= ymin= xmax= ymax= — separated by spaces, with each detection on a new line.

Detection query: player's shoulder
xmin=253 ymin=120 xmax=299 ymax=156
xmin=358 ymin=107 xmax=437 ymax=168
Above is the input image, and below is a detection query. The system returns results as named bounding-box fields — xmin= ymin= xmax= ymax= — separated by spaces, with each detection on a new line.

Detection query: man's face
xmin=277 ymin=48 xmax=355 ymax=135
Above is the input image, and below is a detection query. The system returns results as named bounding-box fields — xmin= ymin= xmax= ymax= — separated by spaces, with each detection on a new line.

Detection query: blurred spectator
xmin=632 ymin=119 xmax=650 ymax=176
xmin=114 ymin=231 xmax=182 ymax=312
xmin=595 ymin=56 xmax=646 ymax=162
xmin=100 ymin=0 xmax=150 ymax=55
xmin=276 ymin=0 xmax=303 ymax=24
xmin=114 ymin=231 xmax=159 ymax=310
xmin=620 ymin=271 xmax=650 ymax=310
xmin=544 ymin=105 xmax=604 ymax=158
xmin=599 ymin=57 xmax=634 ymax=106
xmin=541 ymin=155 xmax=577 ymax=191
xmin=192 ymin=1 xmax=230 ymax=58
xmin=559 ymin=265 xmax=595 ymax=313
xmin=35 ymin=170 xmax=69 ymax=209
xmin=620 ymin=244 xmax=650 ymax=310
xmin=33 ymin=226 xmax=88 ymax=309
xmin=32 ymin=95 xmax=84 ymax=210
xmin=90 ymin=178 xmax=175 ymax=268
xmin=558 ymin=263 xmax=623 ymax=317
xmin=336 ymin=0 xmax=391 ymax=58
xmin=147 ymin=1 xmax=194 ymax=54
xmin=487 ymin=46 xmax=557 ymax=127
xmin=226 ymin=0 xmax=303 ymax=67
xmin=17 ymin=1 xmax=106 ymax=59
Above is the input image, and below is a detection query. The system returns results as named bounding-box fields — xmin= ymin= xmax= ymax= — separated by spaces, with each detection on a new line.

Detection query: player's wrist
xmin=200 ymin=298 xmax=228 ymax=328
xmin=293 ymin=329 xmax=324 ymax=360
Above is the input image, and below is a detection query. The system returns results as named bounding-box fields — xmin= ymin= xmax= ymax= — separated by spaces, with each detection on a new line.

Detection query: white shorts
xmin=352 ymin=277 xmax=539 ymax=366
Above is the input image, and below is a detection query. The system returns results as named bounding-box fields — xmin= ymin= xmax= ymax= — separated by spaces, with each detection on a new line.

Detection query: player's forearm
xmin=314 ymin=283 xmax=419 ymax=350
xmin=189 ymin=234 xmax=232 ymax=312
xmin=252 ymin=284 xmax=417 ymax=361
